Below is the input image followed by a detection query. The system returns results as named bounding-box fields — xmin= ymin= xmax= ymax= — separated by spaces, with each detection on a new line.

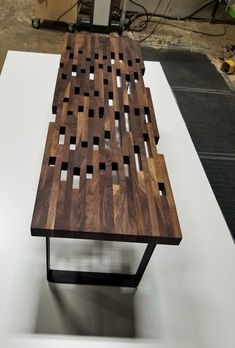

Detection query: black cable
xmin=129 ymin=0 xmax=149 ymax=31
xmin=160 ymin=20 xmax=227 ymax=36
xmin=126 ymin=0 xmax=216 ymax=29
xmin=127 ymin=0 xmax=162 ymax=32
xmin=129 ymin=0 xmax=148 ymax=17
xmin=140 ymin=0 xmax=173 ymax=42
xmin=173 ymin=0 xmax=216 ymax=20
xmin=57 ymin=1 xmax=81 ymax=22
xmin=138 ymin=0 xmax=162 ymax=31
xmin=124 ymin=12 xmax=138 ymax=31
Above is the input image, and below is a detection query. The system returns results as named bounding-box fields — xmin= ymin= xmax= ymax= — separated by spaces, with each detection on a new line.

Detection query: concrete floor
xmin=0 ymin=0 xmax=235 ymax=84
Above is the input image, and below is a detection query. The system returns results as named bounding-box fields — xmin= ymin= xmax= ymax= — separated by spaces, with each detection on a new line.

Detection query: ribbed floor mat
xmin=173 ymin=91 xmax=235 ymax=153
xmin=201 ymin=159 xmax=235 ymax=237
xmin=143 ymin=47 xmax=230 ymax=90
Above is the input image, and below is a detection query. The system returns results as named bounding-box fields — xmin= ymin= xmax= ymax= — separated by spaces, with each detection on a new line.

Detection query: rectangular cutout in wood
xmin=89 ymin=66 xmax=94 ymax=80
xmin=59 ymin=126 xmax=66 ymax=145
xmin=73 ymin=167 xmax=80 ymax=189
xmin=158 ymin=182 xmax=166 ymax=196
xmin=72 ymin=65 xmax=77 ymax=77
xmin=126 ymin=82 xmax=131 ymax=95
xmin=99 ymin=106 xmax=104 ymax=118
xmin=144 ymin=106 xmax=151 ymax=123
xmin=88 ymin=109 xmax=94 ymax=118
xmin=123 ymin=156 xmax=130 ymax=177
xmin=119 ymin=53 xmax=123 ymax=62
xmin=108 ymin=92 xmax=113 ymax=106
xmin=74 ymin=87 xmax=80 ymax=95
xmin=143 ymin=133 xmax=152 ymax=158
xmin=60 ymin=162 xmax=68 ymax=181
xmin=99 ymin=162 xmax=106 ymax=171
xmin=86 ymin=165 xmax=93 ymax=180
xmin=134 ymin=108 xmax=140 ymax=116
xmin=155 ymin=136 xmax=159 ymax=149
xmin=93 ymin=136 xmax=99 ymax=151
xmin=114 ymin=112 xmax=121 ymax=147
xmin=124 ymin=105 xmax=130 ymax=132
xmin=134 ymin=145 xmax=142 ymax=171
xmin=112 ymin=162 xmax=119 ymax=184
xmin=48 ymin=156 xmax=56 ymax=167
xmin=70 ymin=136 xmax=76 ymax=150
xmin=111 ymin=52 xmax=115 ymax=64
xmin=134 ymin=72 xmax=139 ymax=82
xmin=104 ymin=130 xmax=111 ymax=149
xmin=116 ymin=75 xmax=122 ymax=88
xmin=116 ymin=69 xmax=122 ymax=88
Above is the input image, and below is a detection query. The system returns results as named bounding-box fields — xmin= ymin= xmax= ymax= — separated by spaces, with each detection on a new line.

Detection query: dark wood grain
xmin=31 ymin=33 xmax=182 ymax=245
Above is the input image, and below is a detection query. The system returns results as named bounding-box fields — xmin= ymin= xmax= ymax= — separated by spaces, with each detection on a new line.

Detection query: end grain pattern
xmin=31 ymin=33 xmax=182 ymax=245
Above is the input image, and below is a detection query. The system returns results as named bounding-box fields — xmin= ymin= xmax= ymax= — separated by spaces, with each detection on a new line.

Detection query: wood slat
xmin=31 ymin=33 xmax=182 ymax=245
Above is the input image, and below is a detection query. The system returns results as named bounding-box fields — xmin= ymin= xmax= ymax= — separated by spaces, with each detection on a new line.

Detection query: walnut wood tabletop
xmin=31 ymin=33 xmax=182 ymax=285
xmin=31 ymin=33 xmax=182 ymax=246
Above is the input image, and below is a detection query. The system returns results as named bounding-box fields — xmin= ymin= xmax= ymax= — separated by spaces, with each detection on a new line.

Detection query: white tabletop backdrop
xmin=0 ymin=51 xmax=234 ymax=348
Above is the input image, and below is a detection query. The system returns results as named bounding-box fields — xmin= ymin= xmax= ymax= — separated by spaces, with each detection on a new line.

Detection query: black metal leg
xmin=46 ymin=237 xmax=157 ymax=287
xmin=135 ymin=242 xmax=157 ymax=286
xmin=46 ymin=237 xmax=50 ymax=281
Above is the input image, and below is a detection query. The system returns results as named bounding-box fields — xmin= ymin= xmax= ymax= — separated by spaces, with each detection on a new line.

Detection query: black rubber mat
xmin=143 ymin=47 xmax=230 ymax=91
xmin=142 ymin=46 xmax=235 ymax=240
xmin=201 ymin=159 xmax=235 ymax=238
xmin=173 ymin=91 xmax=235 ymax=153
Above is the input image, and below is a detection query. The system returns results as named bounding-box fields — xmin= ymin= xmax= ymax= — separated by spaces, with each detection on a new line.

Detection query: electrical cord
xmin=160 ymin=20 xmax=227 ymax=36
xmin=138 ymin=0 xmax=162 ymax=29
xmin=128 ymin=0 xmax=149 ymax=31
xmin=140 ymin=0 xmax=173 ymax=42
xmin=57 ymin=1 xmax=82 ymax=22
xmin=128 ymin=0 xmax=162 ymax=32
xmin=127 ymin=0 xmax=217 ymax=29
xmin=138 ymin=1 xmax=227 ymax=41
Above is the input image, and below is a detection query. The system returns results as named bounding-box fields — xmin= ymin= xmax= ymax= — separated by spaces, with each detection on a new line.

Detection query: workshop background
xmin=0 ymin=0 xmax=235 ymax=241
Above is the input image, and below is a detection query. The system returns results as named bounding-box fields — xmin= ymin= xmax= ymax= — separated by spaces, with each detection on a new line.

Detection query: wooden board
xmin=31 ymin=33 xmax=182 ymax=245
xmin=34 ymin=0 xmax=78 ymax=23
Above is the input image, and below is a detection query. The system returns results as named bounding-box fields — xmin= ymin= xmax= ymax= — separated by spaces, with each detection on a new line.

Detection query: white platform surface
xmin=0 ymin=51 xmax=234 ymax=348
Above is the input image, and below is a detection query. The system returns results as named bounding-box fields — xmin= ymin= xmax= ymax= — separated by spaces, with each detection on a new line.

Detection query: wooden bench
xmin=31 ymin=33 xmax=182 ymax=287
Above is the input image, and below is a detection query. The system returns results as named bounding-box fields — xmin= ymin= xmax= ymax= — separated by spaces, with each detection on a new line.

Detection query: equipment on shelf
xmin=32 ymin=0 xmax=127 ymax=34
